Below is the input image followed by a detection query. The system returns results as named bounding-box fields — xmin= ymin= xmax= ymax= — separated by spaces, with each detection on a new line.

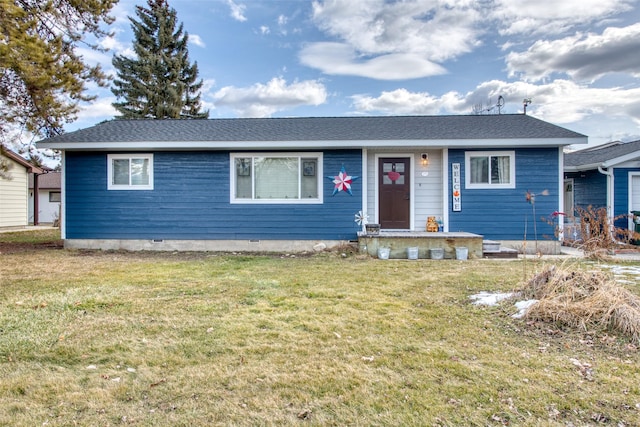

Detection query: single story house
xmin=564 ymin=139 xmax=640 ymax=232
xmin=37 ymin=115 xmax=587 ymax=253
xmin=29 ymin=171 xmax=62 ymax=225
xmin=0 ymin=148 xmax=43 ymax=229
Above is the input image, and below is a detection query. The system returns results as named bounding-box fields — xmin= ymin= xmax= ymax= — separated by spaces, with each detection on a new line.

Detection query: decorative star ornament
xmin=328 ymin=166 xmax=359 ymax=195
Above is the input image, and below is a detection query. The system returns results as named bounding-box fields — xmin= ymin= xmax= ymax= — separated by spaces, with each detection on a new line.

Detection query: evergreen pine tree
xmin=111 ymin=0 xmax=208 ymax=119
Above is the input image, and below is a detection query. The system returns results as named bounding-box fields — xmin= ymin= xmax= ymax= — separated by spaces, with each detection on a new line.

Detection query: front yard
xmin=0 ymin=230 xmax=639 ymax=426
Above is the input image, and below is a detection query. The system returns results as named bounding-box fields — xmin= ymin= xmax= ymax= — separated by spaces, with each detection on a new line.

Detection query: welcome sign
xmin=452 ymin=163 xmax=461 ymax=212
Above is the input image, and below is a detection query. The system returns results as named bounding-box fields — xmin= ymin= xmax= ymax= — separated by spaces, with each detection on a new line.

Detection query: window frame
xmin=464 ymin=150 xmax=515 ymax=189
xmin=49 ymin=191 xmax=61 ymax=203
xmin=107 ymin=154 xmax=154 ymax=190
xmin=230 ymin=152 xmax=323 ymax=204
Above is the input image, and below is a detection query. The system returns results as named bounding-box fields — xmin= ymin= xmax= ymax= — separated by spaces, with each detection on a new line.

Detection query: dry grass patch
xmin=520 ymin=265 xmax=640 ymax=343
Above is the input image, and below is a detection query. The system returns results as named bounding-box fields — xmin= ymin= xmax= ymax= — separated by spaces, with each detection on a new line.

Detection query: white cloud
xmin=212 ymin=77 xmax=327 ymax=117
xmin=189 ymin=34 xmax=206 ymax=48
xmin=77 ymin=97 xmax=119 ymax=120
xmin=299 ymin=42 xmax=446 ymax=80
xmin=311 ymin=0 xmax=480 ymax=58
xmin=109 ymin=0 xmax=136 ymax=25
xmin=352 ymin=88 xmax=465 ymax=115
xmin=303 ymin=0 xmax=636 ymax=81
xmin=277 ymin=14 xmax=289 ymax=35
xmin=350 ymin=79 xmax=640 ymax=129
xmin=302 ymin=0 xmax=481 ymax=79
xmin=506 ymin=23 xmax=640 ymax=82
xmin=492 ymin=0 xmax=633 ymax=35
xmin=259 ymin=25 xmax=270 ymax=35
xmin=201 ymin=78 xmax=216 ymax=91
xmin=76 ymin=46 xmax=113 ymax=68
xmin=513 ymin=81 xmax=640 ymax=125
xmin=198 ymin=79 xmax=218 ymax=113
xmin=227 ymin=0 xmax=247 ymax=22
xmin=98 ymin=35 xmax=123 ymax=52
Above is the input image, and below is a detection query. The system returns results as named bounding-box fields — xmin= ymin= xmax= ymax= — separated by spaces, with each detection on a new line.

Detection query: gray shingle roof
xmin=564 ymin=139 xmax=640 ymax=168
xmin=39 ymin=114 xmax=585 ymax=145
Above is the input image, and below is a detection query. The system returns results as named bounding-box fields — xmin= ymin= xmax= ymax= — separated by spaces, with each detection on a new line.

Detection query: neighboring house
xmin=564 ymin=139 xmax=640 ymax=232
xmin=0 ymin=148 xmax=43 ymax=229
xmin=37 ymin=115 xmax=586 ymax=252
xmin=29 ymin=171 xmax=61 ymax=225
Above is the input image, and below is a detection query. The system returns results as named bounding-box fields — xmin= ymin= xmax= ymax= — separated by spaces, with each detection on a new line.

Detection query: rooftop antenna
xmin=497 ymin=96 xmax=504 ymax=114
xmin=523 ymin=98 xmax=532 ymax=114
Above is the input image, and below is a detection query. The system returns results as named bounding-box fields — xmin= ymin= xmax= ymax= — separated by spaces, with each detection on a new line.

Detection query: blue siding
xmin=565 ymin=170 xmax=606 ymax=212
xmin=613 ymin=168 xmax=640 ymax=229
xmin=448 ymin=148 xmax=559 ymax=240
xmin=566 ymin=168 xmax=640 ymax=230
xmin=65 ymin=150 xmax=363 ymax=240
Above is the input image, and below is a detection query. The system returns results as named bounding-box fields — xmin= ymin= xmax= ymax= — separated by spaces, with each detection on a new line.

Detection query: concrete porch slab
xmin=358 ymin=231 xmax=483 ymax=259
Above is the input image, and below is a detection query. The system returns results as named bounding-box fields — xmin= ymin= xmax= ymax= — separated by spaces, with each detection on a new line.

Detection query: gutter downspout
xmin=598 ymin=165 xmax=614 ymax=236
xmin=33 ymin=172 xmax=39 ymax=226
xmin=30 ymin=166 xmax=45 ymax=226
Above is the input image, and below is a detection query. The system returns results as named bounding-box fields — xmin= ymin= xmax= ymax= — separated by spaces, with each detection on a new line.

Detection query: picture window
xmin=231 ymin=153 xmax=322 ymax=204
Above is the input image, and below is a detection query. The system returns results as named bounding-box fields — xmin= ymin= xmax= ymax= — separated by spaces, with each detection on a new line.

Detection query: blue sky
xmin=72 ymin=0 xmax=640 ymax=148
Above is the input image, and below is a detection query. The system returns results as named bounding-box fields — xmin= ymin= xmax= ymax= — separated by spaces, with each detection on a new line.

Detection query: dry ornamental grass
xmin=521 ymin=265 xmax=640 ymax=343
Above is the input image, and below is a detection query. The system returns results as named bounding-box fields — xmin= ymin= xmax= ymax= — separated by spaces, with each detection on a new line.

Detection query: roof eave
xmin=38 ymin=137 xmax=587 ymax=151
xmin=564 ymin=162 xmax=603 ymax=172
xmin=602 ymin=151 xmax=640 ymax=168
xmin=566 ymin=151 xmax=640 ymax=171
xmin=2 ymin=149 xmax=44 ymax=173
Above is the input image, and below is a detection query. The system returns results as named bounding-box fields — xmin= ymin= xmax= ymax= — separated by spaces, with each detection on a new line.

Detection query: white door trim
xmin=374 ymin=153 xmax=414 ymax=230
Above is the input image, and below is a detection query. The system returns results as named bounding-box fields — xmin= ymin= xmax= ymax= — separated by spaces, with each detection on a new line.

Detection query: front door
xmin=379 ymin=157 xmax=410 ymax=229
xmin=629 ymin=173 xmax=640 ymax=229
xmin=563 ymin=179 xmax=574 ymax=217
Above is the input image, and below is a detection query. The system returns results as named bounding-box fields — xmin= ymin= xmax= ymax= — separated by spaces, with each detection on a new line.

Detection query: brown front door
xmin=379 ymin=157 xmax=410 ymax=229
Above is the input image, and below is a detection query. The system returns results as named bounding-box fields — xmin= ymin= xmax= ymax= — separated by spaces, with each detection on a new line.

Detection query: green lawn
xmin=1 ymin=230 xmax=639 ymax=426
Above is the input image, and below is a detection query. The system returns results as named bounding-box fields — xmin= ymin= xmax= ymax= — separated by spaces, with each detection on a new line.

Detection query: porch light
xmin=421 ymin=153 xmax=429 ymax=167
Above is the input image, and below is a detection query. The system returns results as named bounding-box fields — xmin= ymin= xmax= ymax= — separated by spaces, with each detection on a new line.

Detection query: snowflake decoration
xmin=327 ymin=165 xmax=359 ymax=196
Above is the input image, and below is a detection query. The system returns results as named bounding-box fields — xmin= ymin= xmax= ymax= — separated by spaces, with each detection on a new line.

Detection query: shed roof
xmin=28 ymin=171 xmax=61 ymax=189
xmin=38 ymin=114 xmax=587 ymax=150
xmin=564 ymin=139 xmax=640 ymax=170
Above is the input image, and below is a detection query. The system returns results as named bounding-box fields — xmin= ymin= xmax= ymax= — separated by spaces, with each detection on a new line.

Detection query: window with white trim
xmin=230 ymin=153 xmax=322 ymax=203
xmin=465 ymin=151 xmax=515 ymax=189
xmin=107 ymin=154 xmax=153 ymax=190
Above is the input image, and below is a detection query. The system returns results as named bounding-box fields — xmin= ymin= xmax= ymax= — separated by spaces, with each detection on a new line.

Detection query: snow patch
xmin=512 ymin=299 xmax=538 ymax=319
xmin=598 ymin=264 xmax=640 ymax=280
xmin=470 ymin=291 xmax=538 ymax=319
xmin=470 ymin=292 xmax=514 ymax=306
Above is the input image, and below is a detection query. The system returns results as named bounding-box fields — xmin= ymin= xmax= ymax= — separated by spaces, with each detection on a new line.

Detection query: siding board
xmin=65 ymin=150 xmax=362 ymax=241
xmin=0 ymin=156 xmax=29 ymax=227
xmin=613 ymin=167 xmax=640 ymax=229
xmin=565 ymin=170 xmax=606 ymax=212
xmin=448 ymin=147 xmax=559 ymax=240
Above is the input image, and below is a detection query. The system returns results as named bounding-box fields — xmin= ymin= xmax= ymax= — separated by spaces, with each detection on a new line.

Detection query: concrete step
xmin=483 ymin=240 xmax=518 ymax=258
